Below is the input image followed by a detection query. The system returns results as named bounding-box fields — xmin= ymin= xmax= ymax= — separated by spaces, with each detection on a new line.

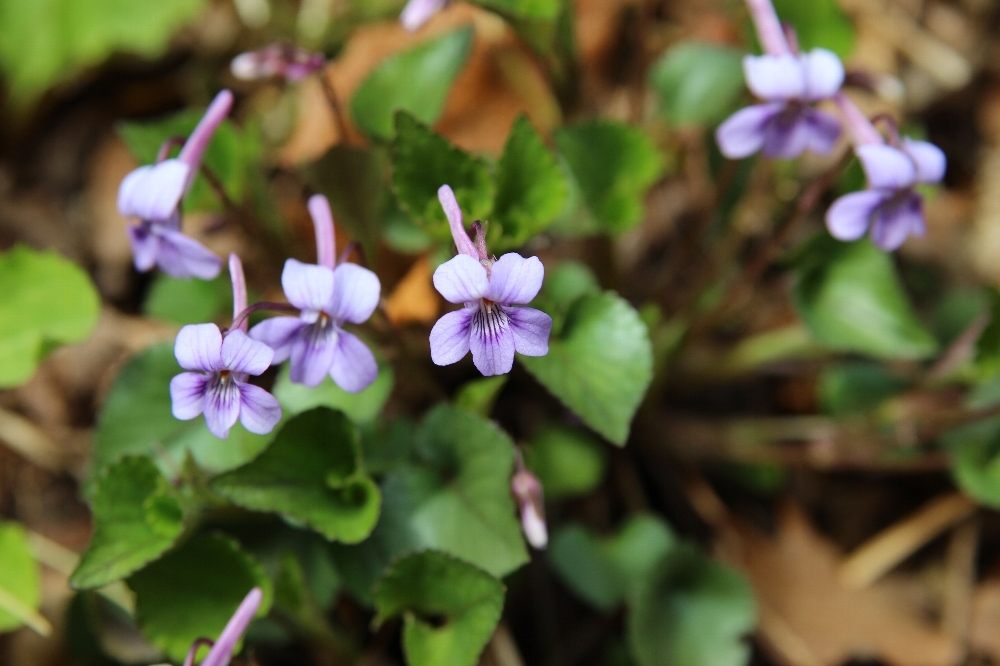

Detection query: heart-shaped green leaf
xmin=212 ymin=408 xmax=381 ymax=543
xmin=72 ymin=457 xmax=186 ymax=590
xmin=627 ymin=544 xmax=756 ymax=666
xmin=91 ymin=343 xmax=273 ymax=492
xmin=144 ymin=273 xmax=232 ymax=326
xmin=391 ymin=112 xmax=495 ymax=243
xmin=0 ymin=245 xmax=100 ymax=388
xmin=649 ymin=42 xmax=745 ymax=127
xmin=272 ymin=362 xmax=394 ymax=425
xmin=0 ymin=522 xmax=43 ymax=633
xmin=129 ymin=534 xmax=272 ymax=663
xmin=520 ymin=292 xmax=653 ymax=445
xmin=553 ymin=121 xmax=663 ymax=234
xmin=352 ymin=27 xmax=474 ymax=141
xmin=374 ymin=551 xmax=505 ymax=666
xmin=793 ymin=237 xmax=938 ymax=360
xmin=471 ymin=0 xmax=559 ymax=20
xmin=490 ymin=114 xmax=568 ymax=250
xmin=549 ymin=514 xmax=676 ymax=611
xmin=523 ymin=426 xmax=606 ymax=499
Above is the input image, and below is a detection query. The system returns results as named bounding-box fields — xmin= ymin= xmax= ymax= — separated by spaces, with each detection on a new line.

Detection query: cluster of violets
xmin=715 ymin=0 xmax=947 ymax=251
xmin=116 ymin=88 xmax=552 ymax=545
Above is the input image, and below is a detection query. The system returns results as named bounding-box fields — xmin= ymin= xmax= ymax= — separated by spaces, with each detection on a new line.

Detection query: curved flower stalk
xmin=512 ymin=450 xmax=547 ymax=549
xmin=170 ymin=255 xmax=282 ymax=439
xmin=825 ymin=94 xmax=946 ymax=251
xmin=118 ymin=90 xmax=234 ymax=279
xmin=429 ymin=185 xmax=552 ymax=376
xmin=399 ymin=0 xmax=448 ymax=31
xmin=182 ymin=587 xmax=262 ymax=666
xmin=249 ymin=195 xmax=381 ymax=392
xmin=230 ymin=44 xmax=326 ymax=82
xmin=715 ymin=0 xmax=844 ymax=160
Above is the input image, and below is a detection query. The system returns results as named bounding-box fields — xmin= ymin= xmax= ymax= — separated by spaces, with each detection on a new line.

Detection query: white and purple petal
xmin=901 ymin=138 xmax=946 ymax=185
xmin=400 ymin=0 xmax=448 ymax=31
xmin=329 ymin=331 xmax=378 ymax=393
xmin=487 ymin=254 xmax=544 ymax=305
xmin=429 ymin=308 xmax=474 ymax=366
xmin=175 ymin=323 xmax=224 ymax=372
xmin=470 ymin=306 xmax=516 ymax=376
xmin=330 ymin=263 xmax=381 ymax=325
xmin=127 ymin=224 xmax=160 ymax=272
xmin=507 ymin=307 xmax=552 ymax=357
xmin=761 ymin=111 xmax=813 ymax=159
xmin=433 ymin=254 xmax=489 ymax=305
xmin=170 ymin=372 xmax=208 ymax=420
xmin=857 ymin=144 xmax=917 ymax=190
xmin=288 ymin=326 xmax=337 ymax=388
xmin=870 ymin=191 xmax=925 ymax=251
xmin=117 ymin=160 xmax=190 ymax=222
xmin=802 ymin=48 xmax=845 ymax=101
xmin=221 ymin=330 xmax=274 ymax=376
xmin=248 ymin=317 xmax=306 ymax=364
xmin=804 ymin=109 xmax=842 ymax=155
xmin=715 ymin=103 xmax=783 ymax=159
xmin=204 ymin=376 xmax=243 ymax=439
xmin=281 ymin=259 xmax=335 ymax=313
xmin=155 ymin=228 xmax=223 ymax=280
xmin=826 ymin=190 xmax=890 ymax=242
xmin=743 ymin=54 xmax=806 ymax=101
xmin=237 ymin=384 xmax=282 ymax=435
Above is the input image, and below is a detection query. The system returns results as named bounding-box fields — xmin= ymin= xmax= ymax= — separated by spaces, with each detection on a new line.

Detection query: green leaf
xmin=272 ymin=362 xmax=394 ymax=425
xmin=0 ymin=245 xmax=100 ymax=388
xmin=212 ymin=408 xmax=381 ymax=543
xmin=0 ymin=0 xmax=207 ymax=105
xmin=520 ymin=292 xmax=653 ymax=445
xmin=943 ymin=417 xmax=1000 ymax=508
xmin=454 ymin=376 xmax=508 ymax=417
xmin=118 ymin=110 xmax=260 ymax=213
xmin=549 ymin=515 xmax=676 ymax=612
xmin=352 ymin=28 xmax=474 ymax=141
xmin=771 ymin=0 xmax=855 ymax=59
xmin=649 ymin=42 xmax=745 ymax=127
xmin=71 ymin=457 xmax=185 ymax=590
xmin=129 ymin=534 xmax=271 ymax=662
xmin=471 ymin=0 xmax=559 ymax=21
xmin=532 ymin=261 xmax=601 ymax=332
xmin=627 ymin=544 xmax=756 ymax=666
xmin=793 ymin=238 xmax=938 ymax=360
xmin=331 ymin=406 xmax=527 ymax=602
xmin=374 ymin=551 xmax=505 ymax=666
xmin=91 ymin=344 xmax=273 ymax=490
xmin=553 ymin=121 xmax=663 ymax=234
xmin=818 ymin=362 xmax=907 ymax=416
xmin=0 ymin=522 xmax=43 ymax=633
xmin=144 ymin=274 xmax=232 ymax=326
xmin=491 ymin=115 xmax=568 ymax=249
xmin=523 ymin=426 xmax=606 ymax=499
xmin=392 ymin=112 xmax=495 ymax=243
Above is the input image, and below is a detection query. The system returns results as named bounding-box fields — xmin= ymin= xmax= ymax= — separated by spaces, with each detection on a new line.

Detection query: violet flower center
xmin=473 ymin=300 xmax=510 ymax=343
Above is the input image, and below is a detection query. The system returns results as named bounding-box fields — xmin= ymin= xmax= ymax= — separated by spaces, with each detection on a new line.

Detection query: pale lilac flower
xmin=183 ymin=587 xmax=262 ymax=666
xmin=249 ymin=195 xmax=380 ymax=392
xmin=400 ymin=0 xmax=447 ymax=31
xmin=118 ymin=90 xmax=234 ymax=279
xmin=825 ymin=94 xmax=946 ymax=251
xmin=512 ymin=451 xmax=547 ymax=549
xmin=230 ymin=44 xmax=326 ymax=81
xmin=429 ymin=185 xmax=552 ymax=376
xmin=170 ymin=255 xmax=281 ymax=439
xmin=715 ymin=0 xmax=844 ymax=159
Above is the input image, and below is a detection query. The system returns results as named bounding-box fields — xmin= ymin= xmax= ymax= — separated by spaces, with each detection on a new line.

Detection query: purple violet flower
xmin=170 ymin=254 xmax=282 ymax=439
xmin=182 ymin=587 xmax=262 ymax=666
xmin=512 ymin=451 xmax=547 ymax=549
xmin=715 ymin=0 xmax=844 ymax=160
xmin=230 ymin=44 xmax=326 ymax=82
xmin=117 ymin=90 xmax=234 ymax=279
xmin=429 ymin=185 xmax=552 ymax=376
xmin=825 ymin=94 xmax=946 ymax=251
xmin=249 ymin=195 xmax=381 ymax=392
xmin=399 ymin=0 xmax=448 ymax=31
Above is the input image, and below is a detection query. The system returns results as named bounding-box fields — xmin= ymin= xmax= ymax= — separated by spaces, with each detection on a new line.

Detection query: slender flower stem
xmin=745 ymin=0 xmax=789 ymax=55
xmin=229 ymin=255 xmax=248 ymax=331
xmin=318 ymin=72 xmax=351 ymax=146
xmin=338 ymin=241 xmax=365 ymax=268
xmin=156 ymin=136 xmax=187 ymax=163
xmin=183 ymin=638 xmax=216 ymax=666
xmin=228 ymin=302 xmax=300 ymax=334
xmin=691 ymin=150 xmax=853 ymax=335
